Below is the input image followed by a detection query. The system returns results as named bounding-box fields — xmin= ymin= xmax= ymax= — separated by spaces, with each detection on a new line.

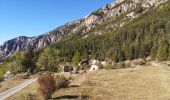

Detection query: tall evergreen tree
xmin=72 ymin=50 xmax=81 ymax=66
xmin=37 ymin=47 xmax=60 ymax=72
xmin=12 ymin=51 xmax=25 ymax=72
xmin=156 ymin=42 xmax=169 ymax=61
xmin=22 ymin=48 xmax=36 ymax=72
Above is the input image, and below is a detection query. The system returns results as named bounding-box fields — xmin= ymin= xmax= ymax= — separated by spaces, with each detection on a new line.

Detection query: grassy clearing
xmin=6 ymin=65 xmax=170 ymax=100
xmin=52 ymin=65 xmax=170 ymax=100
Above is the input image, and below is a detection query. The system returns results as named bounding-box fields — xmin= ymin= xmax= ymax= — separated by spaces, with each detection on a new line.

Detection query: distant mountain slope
xmin=53 ymin=0 xmax=170 ymax=61
xmin=0 ymin=0 xmax=168 ymax=60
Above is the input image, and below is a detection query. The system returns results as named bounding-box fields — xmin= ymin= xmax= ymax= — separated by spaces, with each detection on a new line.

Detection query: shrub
xmin=25 ymin=93 xmax=35 ymax=100
xmin=118 ymin=62 xmax=132 ymax=68
xmin=38 ymin=73 xmax=56 ymax=100
xmin=55 ymin=75 xmax=69 ymax=89
xmin=0 ymin=75 xmax=3 ymax=82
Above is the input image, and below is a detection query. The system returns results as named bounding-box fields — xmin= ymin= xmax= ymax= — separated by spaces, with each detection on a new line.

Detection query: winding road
xmin=0 ymin=78 xmax=37 ymax=100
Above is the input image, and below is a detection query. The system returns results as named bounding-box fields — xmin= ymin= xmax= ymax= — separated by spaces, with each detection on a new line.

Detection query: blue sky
xmin=0 ymin=0 xmax=113 ymax=45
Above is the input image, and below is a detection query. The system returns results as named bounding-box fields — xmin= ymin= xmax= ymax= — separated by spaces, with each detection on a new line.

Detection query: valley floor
xmin=6 ymin=64 xmax=170 ymax=100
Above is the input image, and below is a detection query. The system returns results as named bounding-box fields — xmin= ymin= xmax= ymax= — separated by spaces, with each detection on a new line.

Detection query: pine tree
xmin=72 ymin=50 xmax=81 ymax=66
xmin=22 ymin=48 xmax=36 ymax=72
xmin=37 ymin=47 xmax=60 ymax=72
xmin=156 ymin=42 xmax=169 ymax=61
xmin=118 ymin=50 xmax=126 ymax=62
xmin=12 ymin=51 xmax=25 ymax=72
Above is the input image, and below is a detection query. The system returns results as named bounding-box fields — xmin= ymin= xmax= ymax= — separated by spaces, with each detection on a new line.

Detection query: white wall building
xmin=89 ymin=65 xmax=99 ymax=71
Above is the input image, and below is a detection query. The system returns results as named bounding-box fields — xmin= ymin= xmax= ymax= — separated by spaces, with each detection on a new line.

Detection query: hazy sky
xmin=0 ymin=0 xmax=113 ymax=45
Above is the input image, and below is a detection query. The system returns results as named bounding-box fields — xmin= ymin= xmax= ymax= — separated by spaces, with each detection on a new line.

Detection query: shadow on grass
xmin=53 ymin=95 xmax=89 ymax=100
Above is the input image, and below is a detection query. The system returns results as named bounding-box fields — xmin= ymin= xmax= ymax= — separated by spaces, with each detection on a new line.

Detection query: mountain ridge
xmin=0 ymin=0 xmax=168 ymax=60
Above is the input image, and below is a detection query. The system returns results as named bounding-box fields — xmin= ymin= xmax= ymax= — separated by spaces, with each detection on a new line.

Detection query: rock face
xmin=116 ymin=0 xmax=167 ymax=6
xmin=0 ymin=0 xmax=168 ymax=60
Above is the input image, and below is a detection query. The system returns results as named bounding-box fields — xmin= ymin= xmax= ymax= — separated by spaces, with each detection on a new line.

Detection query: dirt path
xmin=0 ymin=78 xmax=37 ymax=100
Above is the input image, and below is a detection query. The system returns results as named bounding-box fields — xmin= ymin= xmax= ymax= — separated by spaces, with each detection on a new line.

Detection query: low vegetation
xmin=38 ymin=73 xmax=56 ymax=100
xmin=37 ymin=73 xmax=70 ymax=100
xmin=55 ymin=75 xmax=69 ymax=89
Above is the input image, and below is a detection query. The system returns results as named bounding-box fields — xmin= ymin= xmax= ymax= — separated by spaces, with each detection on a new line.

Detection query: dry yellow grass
xmin=6 ymin=64 xmax=170 ymax=100
xmin=6 ymin=80 xmax=43 ymax=100
xmin=5 ymin=72 xmax=73 ymax=100
xmin=0 ymin=77 xmax=26 ymax=93
xmin=52 ymin=65 xmax=170 ymax=100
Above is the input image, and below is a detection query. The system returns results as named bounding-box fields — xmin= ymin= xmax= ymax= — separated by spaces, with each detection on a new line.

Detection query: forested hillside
xmin=52 ymin=0 xmax=170 ymax=62
xmin=0 ymin=0 xmax=170 ymax=81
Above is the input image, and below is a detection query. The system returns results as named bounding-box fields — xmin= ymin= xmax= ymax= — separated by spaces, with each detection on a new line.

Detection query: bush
xmin=25 ymin=93 xmax=35 ymax=100
xmin=118 ymin=61 xmax=134 ymax=68
xmin=38 ymin=73 xmax=56 ymax=100
xmin=55 ymin=75 xmax=69 ymax=89
xmin=0 ymin=75 xmax=3 ymax=82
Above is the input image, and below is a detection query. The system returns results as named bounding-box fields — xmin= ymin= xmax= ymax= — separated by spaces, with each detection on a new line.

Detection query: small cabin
xmin=89 ymin=65 xmax=99 ymax=71
xmin=63 ymin=66 xmax=73 ymax=72
xmin=78 ymin=60 xmax=89 ymax=66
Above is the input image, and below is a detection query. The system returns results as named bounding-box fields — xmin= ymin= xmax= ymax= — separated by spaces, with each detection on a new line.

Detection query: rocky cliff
xmin=0 ymin=0 xmax=168 ymax=60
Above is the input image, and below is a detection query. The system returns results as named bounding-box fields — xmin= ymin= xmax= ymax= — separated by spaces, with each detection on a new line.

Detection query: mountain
xmin=0 ymin=0 xmax=168 ymax=60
